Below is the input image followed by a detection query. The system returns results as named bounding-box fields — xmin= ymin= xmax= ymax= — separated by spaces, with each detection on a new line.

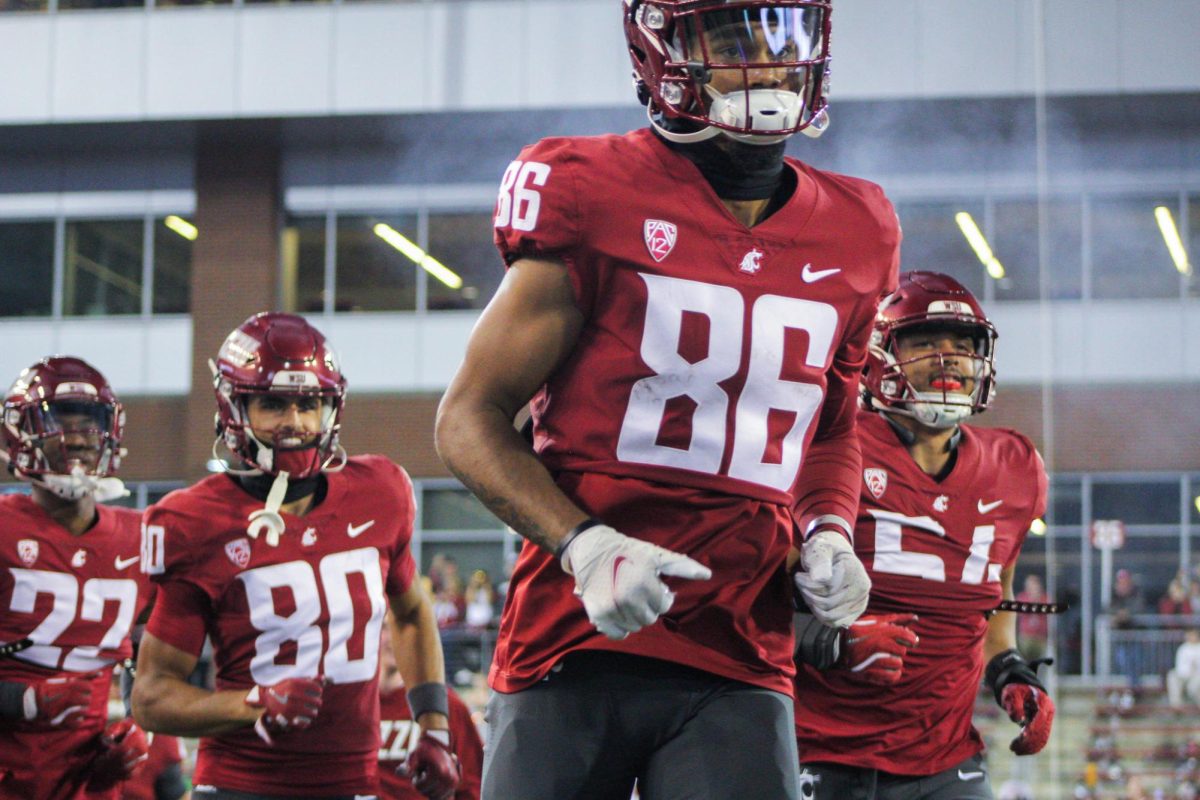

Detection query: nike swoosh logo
xmin=346 ymin=520 xmax=375 ymax=538
xmin=958 ymin=769 xmax=984 ymax=781
xmin=801 ymin=263 xmax=841 ymax=283
xmin=114 ymin=555 xmax=140 ymax=570
xmin=612 ymin=555 xmax=628 ymax=589
xmin=977 ymin=499 xmax=1003 ymax=513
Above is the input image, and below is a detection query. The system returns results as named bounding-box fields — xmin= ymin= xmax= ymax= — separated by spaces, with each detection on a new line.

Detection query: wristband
xmin=803 ymin=515 xmax=853 ymax=543
xmin=554 ymin=517 xmax=604 ymax=560
xmin=984 ymin=648 xmax=1052 ymax=705
xmin=406 ymin=682 xmax=450 ymax=720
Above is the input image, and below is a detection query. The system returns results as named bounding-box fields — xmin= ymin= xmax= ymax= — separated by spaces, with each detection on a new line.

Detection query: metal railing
xmin=1094 ymin=614 xmax=1200 ymax=684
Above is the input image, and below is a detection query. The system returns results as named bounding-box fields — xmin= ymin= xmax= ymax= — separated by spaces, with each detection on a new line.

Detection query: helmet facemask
xmin=215 ymin=385 xmax=345 ymax=481
xmin=868 ymin=320 xmax=997 ymax=430
xmin=4 ymin=398 xmax=126 ymax=502
xmin=631 ymin=1 xmax=832 ymax=144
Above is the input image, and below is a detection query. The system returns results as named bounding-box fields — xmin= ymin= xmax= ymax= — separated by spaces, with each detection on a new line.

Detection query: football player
xmin=0 ymin=356 xmax=151 ymax=798
xmin=132 ymin=313 xmax=459 ymax=800
xmin=435 ymin=2 xmax=900 ymax=797
xmin=792 ymin=272 xmax=1055 ymax=799
xmin=377 ymin=615 xmax=482 ymax=800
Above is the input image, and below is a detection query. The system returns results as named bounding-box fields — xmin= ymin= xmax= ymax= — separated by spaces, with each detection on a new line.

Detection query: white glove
xmin=795 ymin=529 xmax=870 ymax=629
xmin=561 ymin=524 xmax=712 ymax=640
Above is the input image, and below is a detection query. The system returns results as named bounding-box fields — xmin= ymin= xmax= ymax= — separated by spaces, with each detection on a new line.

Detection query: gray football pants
xmin=797 ymin=752 xmax=994 ymax=800
xmin=482 ymin=650 xmax=800 ymax=800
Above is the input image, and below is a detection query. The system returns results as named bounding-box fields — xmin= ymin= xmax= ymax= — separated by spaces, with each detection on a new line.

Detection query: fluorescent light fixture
xmin=1029 ymin=518 xmax=1047 ymax=536
xmin=164 ymin=215 xmax=198 ymax=241
xmin=372 ymin=224 xmax=463 ymax=290
xmin=1153 ymin=206 xmax=1192 ymax=276
xmin=954 ymin=212 xmax=1005 ymax=280
xmin=1194 ymin=495 xmax=1200 ymax=515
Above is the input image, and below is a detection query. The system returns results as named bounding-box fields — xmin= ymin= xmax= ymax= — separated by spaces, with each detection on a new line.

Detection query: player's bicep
xmin=387 ymin=577 xmax=431 ymax=627
xmin=444 ymin=256 xmax=584 ymax=418
xmin=136 ymin=632 xmax=200 ymax=685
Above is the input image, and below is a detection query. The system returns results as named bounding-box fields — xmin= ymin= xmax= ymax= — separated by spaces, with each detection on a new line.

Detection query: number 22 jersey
xmin=0 ymin=494 xmax=151 ymax=800
xmin=142 ymin=456 xmax=417 ymax=797
xmin=491 ymin=128 xmax=900 ymax=694
xmin=794 ymin=410 xmax=1048 ymax=774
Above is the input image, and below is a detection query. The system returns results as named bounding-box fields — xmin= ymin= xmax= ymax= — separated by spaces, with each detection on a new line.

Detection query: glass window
xmin=64 ymin=219 xmax=143 ymax=316
xmin=1091 ymin=480 xmax=1180 ymax=526
xmin=153 ymin=217 xmax=193 ymax=314
xmin=894 ymin=200 xmax=987 ymax=299
xmin=426 ymin=212 xmax=504 ymax=311
xmin=0 ymin=221 xmax=54 ymax=317
xmin=1186 ymin=194 xmax=1200 ymax=299
xmin=281 ymin=216 xmax=327 ymax=313
xmin=335 ymin=214 xmax=418 ymax=312
xmin=57 ymin=0 xmax=142 ymax=8
xmin=1050 ymin=476 xmax=1083 ymax=526
xmin=0 ymin=0 xmax=48 ymax=11
xmin=421 ymin=488 xmax=501 ymax=531
xmin=993 ymin=197 xmax=1083 ymax=301
xmin=1090 ymin=195 xmax=1181 ymax=299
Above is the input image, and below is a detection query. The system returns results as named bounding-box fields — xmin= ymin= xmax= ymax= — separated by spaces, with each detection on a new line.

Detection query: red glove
xmin=1001 ymin=682 xmax=1055 ymax=755
xmin=245 ymin=676 xmax=327 ymax=745
xmin=88 ymin=718 xmax=150 ymax=789
xmin=839 ymin=613 xmax=919 ymax=685
xmin=400 ymin=729 xmax=461 ymax=800
xmin=23 ymin=672 xmax=98 ymax=728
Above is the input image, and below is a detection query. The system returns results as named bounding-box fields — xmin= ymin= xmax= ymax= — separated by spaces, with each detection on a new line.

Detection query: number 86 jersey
xmin=490 ymin=129 xmax=900 ymax=695
xmin=142 ymin=455 xmax=417 ymax=797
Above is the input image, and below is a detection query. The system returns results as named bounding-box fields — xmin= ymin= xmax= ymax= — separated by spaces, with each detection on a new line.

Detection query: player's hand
xmin=88 ymin=717 xmax=150 ymax=789
xmin=245 ymin=676 xmax=327 ymax=745
xmin=1001 ymin=683 xmax=1055 ymax=755
xmin=561 ymin=523 xmax=712 ymax=640
xmin=399 ymin=729 xmax=461 ymax=800
xmin=22 ymin=672 xmax=97 ymax=727
xmin=795 ymin=530 xmax=871 ymax=628
xmin=838 ymin=613 xmax=919 ymax=685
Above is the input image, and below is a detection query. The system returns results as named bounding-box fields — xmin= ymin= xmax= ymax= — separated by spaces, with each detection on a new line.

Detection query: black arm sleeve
xmin=793 ymin=613 xmax=841 ymax=670
xmin=154 ymin=761 xmax=187 ymax=800
xmin=984 ymin=648 xmax=1052 ymax=705
xmin=0 ymin=680 xmax=26 ymax=720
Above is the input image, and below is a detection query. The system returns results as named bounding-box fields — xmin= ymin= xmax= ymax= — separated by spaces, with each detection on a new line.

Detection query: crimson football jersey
xmin=142 ymin=456 xmax=418 ymax=796
xmin=377 ymin=685 xmax=482 ymax=800
xmin=0 ymin=494 xmax=151 ymax=800
xmin=794 ymin=410 xmax=1048 ymax=774
xmin=490 ymin=129 xmax=900 ymax=694
xmin=120 ymin=734 xmax=186 ymax=800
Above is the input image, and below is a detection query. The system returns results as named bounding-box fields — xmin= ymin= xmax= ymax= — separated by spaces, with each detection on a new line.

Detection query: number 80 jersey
xmin=495 ymin=129 xmax=899 ymax=507
xmin=142 ymin=456 xmax=417 ymax=797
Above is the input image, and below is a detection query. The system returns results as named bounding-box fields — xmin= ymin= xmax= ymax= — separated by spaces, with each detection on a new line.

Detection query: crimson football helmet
xmin=624 ymin=0 xmax=832 ymax=144
xmin=862 ymin=272 xmax=998 ymax=429
xmin=2 ymin=356 xmax=126 ymax=501
xmin=212 ymin=312 xmax=346 ymax=480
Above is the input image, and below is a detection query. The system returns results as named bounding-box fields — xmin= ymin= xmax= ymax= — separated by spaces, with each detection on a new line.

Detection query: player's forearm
xmin=792 ymin=428 xmax=862 ymax=539
xmin=435 ymin=399 xmax=588 ymax=553
xmin=133 ymin=672 xmax=258 ymax=737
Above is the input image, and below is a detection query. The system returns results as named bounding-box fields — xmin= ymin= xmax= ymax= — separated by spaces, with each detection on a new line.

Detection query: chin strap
xmin=247 ymin=471 xmax=290 ymax=547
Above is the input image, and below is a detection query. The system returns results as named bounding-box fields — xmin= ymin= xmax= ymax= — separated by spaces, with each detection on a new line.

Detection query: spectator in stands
xmin=1167 ymin=628 xmax=1200 ymax=709
xmin=1158 ymin=577 xmax=1194 ymax=624
xmin=1108 ymin=568 xmax=1147 ymax=697
xmin=463 ymin=570 xmax=495 ymax=630
xmin=1017 ymin=573 xmax=1051 ymax=662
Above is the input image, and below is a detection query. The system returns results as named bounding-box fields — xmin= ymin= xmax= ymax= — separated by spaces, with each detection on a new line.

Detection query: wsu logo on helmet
xmin=864 ymin=468 xmax=888 ymax=499
xmin=643 ymin=219 xmax=677 ymax=263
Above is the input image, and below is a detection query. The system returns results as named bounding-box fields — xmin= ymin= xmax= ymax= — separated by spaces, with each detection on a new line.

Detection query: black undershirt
xmin=230 ymin=471 xmax=327 ymax=507
xmin=652 ymin=129 xmax=797 ymax=223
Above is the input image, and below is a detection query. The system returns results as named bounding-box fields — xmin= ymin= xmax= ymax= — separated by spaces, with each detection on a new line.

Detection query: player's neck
xmin=31 ymin=486 xmax=98 ymax=536
xmin=885 ymin=413 xmax=960 ymax=479
xmin=233 ymin=471 xmax=326 ymax=517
